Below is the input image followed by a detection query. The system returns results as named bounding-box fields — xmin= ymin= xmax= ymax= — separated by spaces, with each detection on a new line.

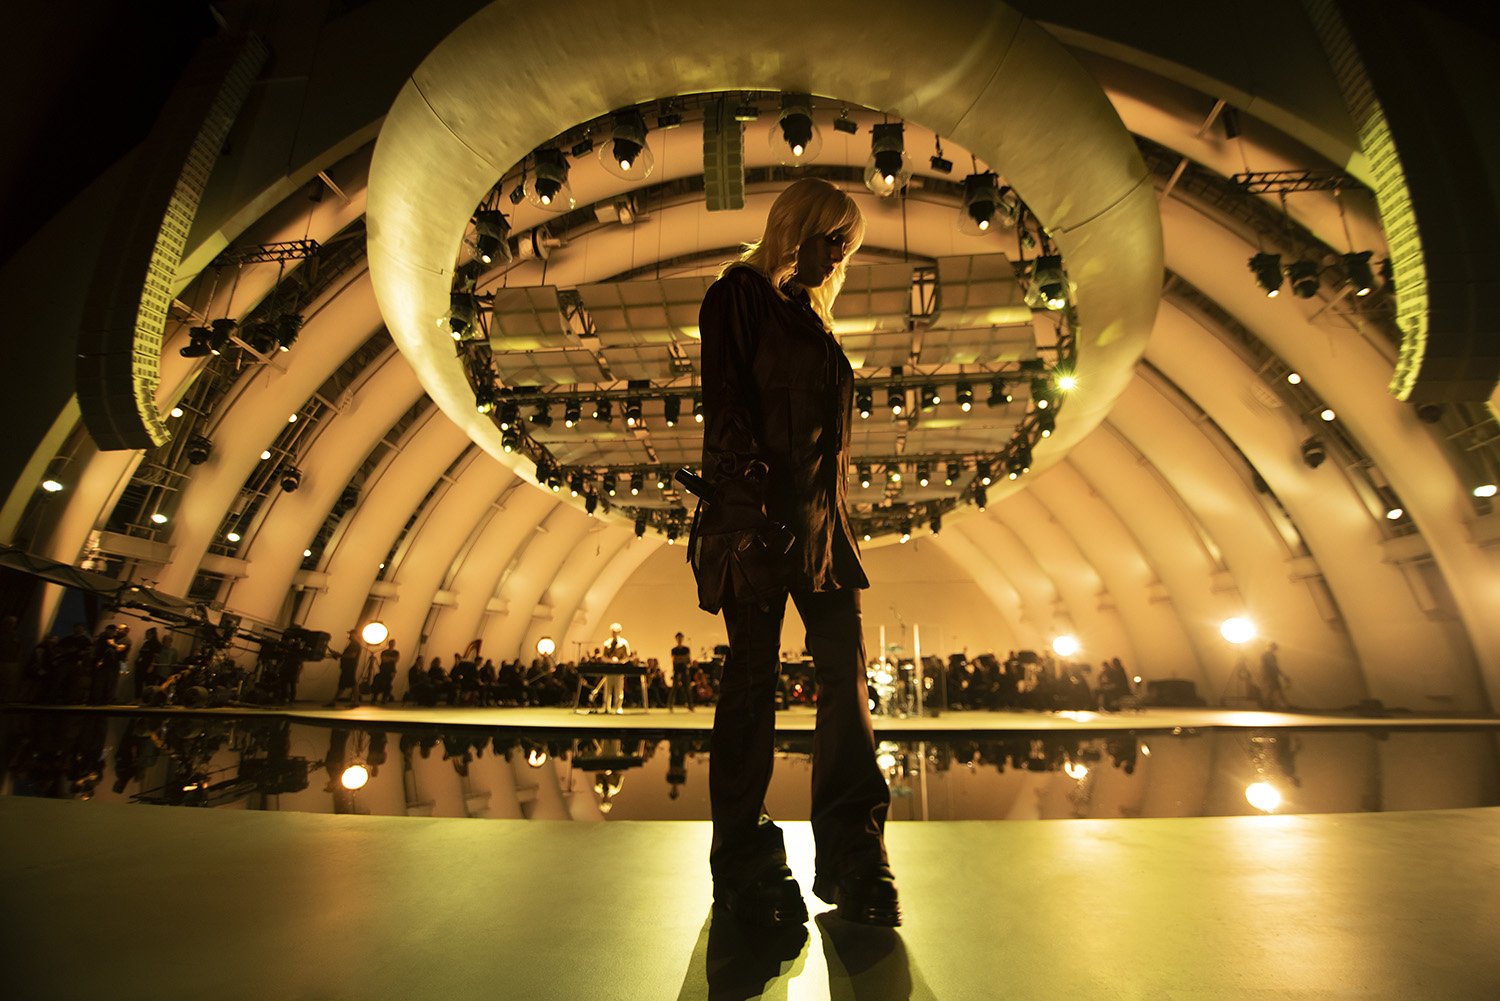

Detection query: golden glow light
xmin=1475 ymin=484 xmax=1499 ymax=498
xmin=1245 ymin=781 xmax=1281 ymax=813
xmin=1052 ymin=634 xmax=1081 ymax=658
xmin=1056 ymin=373 xmax=1078 ymax=392
xmin=536 ymin=636 xmax=556 ymax=657
xmin=1220 ymin=617 xmax=1257 ymax=645
xmin=340 ymin=764 xmax=370 ymax=790
xmin=150 ymin=512 xmax=168 ymax=525
xmin=1063 ymin=760 xmax=1089 ymax=780
xmin=526 ymin=748 xmax=548 ymax=767
xmin=360 ymin=621 xmax=390 ymax=646
xmin=41 ymin=479 xmax=63 ymax=493
xmin=1320 ymin=408 xmax=1336 ymax=422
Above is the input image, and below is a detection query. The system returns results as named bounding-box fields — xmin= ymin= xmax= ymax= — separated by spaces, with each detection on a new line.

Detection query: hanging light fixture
xmin=663 ymin=396 xmax=681 ymax=427
xmin=1288 ymin=259 xmax=1320 ymax=298
xmin=958 ymin=172 xmax=1000 ymax=235
xmin=955 ymin=382 xmax=974 ymax=412
xmin=1249 ymin=252 xmax=1284 ymax=297
xmin=863 ymin=123 xmax=910 ymax=197
xmin=474 ymin=209 xmax=512 ymax=265
xmin=599 ymin=110 xmax=654 ymax=181
xmin=770 ymin=93 xmax=821 ymax=166
xmin=526 ymin=148 xmax=575 ymax=210
xmin=856 ymin=387 xmax=873 ymax=419
xmin=1342 ymin=251 xmax=1375 ymax=297
xmin=1025 ymin=255 xmax=1069 ymax=310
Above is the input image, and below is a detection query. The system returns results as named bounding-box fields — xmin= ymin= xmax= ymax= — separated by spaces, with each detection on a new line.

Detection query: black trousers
xmin=710 ymin=586 xmax=889 ymax=887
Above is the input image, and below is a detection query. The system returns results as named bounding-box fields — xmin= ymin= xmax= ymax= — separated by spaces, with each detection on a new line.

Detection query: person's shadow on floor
xmin=676 ymin=906 xmax=932 ymax=1000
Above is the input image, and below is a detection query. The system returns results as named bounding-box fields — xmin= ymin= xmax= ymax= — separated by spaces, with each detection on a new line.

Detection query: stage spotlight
xmin=988 ymin=377 xmax=1012 ymax=407
xmin=732 ymin=96 xmax=760 ymax=121
xmin=1037 ymin=411 xmax=1056 ymax=438
xmin=858 ymin=464 xmax=872 ymax=488
xmin=181 ymin=325 xmax=213 ymax=358
xmin=537 ymin=636 xmax=556 ymax=657
xmin=244 ymin=321 xmax=277 ymax=355
xmin=186 ymin=435 xmax=213 ymax=465
xmin=568 ymin=471 xmax=584 ymax=497
xmin=1320 ymin=408 xmax=1336 ymax=422
xmin=974 ymin=485 xmax=987 ymax=511
xmin=625 ymin=396 xmax=643 ymax=427
xmin=1220 ymin=617 xmax=1257 ymax=645
xmin=279 ymin=466 xmax=302 ymax=492
xmin=600 ymin=110 xmax=653 ymax=181
xmin=526 ymin=147 xmax=574 ymax=210
xmin=920 ymin=385 xmax=940 ymax=410
xmin=227 ymin=530 xmax=243 ymax=543
xmin=629 ymin=472 xmax=643 ymax=496
xmin=1342 ymin=251 xmax=1375 ymax=296
xmin=361 ymin=621 xmax=390 ymax=646
xmin=1056 ymin=372 xmax=1078 ymax=392
xmin=584 ymin=492 xmax=599 ymax=515
xmin=475 ymin=386 xmax=498 ymax=416
xmin=474 ymin=209 xmax=512 ymax=265
xmin=150 ymin=512 xmax=169 ymax=525
xmin=603 ymin=472 xmax=618 ymax=497
xmin=1300 ymin=437 xmax=1326 ymax=468
xmin=945 ymin=462 xmax=958 ymax=486
xmin=832 ymin=108 xmax=858 ymax=135
xmin=208 ymin=318 xmax=236 ymax=354
xmin=170 ymin=406 xmax=184 ymax=418
xmin=501 ymin=428 xmax=521 ymax=453
xmin=274 ymin=314 xmax=303 ymax=352
xmin=917 ymin=463 xmax=930 ymax=487
xmin=634 ymin=513 xmax=647 ymax=538
xmin=863 ymin=123 xmax=910 ymax=197
xmin=771 ymin=93 xmax=821 ymax=165
xmin=594 ymin=399 xmax=613 ymax=424
xmin=664 ymin=396 xmax=681 ymax=427
xmin=958 ymin=172 xmax=1000 ymax=235
xmin=975 ymin=460 xmax=992 ymax=486
xmin=530 ymin=403 xmax=553 ymax=428
xmin=693 ymin=396 xmax=704 ymax=423
xmin=665 ymin=522 xmax=680 ymax=546
xmin=888 ymin=386 xmax=905 ymax=416
xmin=856 ymin=387 xmax=873 ymax=419
xmin=887 ymin=463 xmax=902 ymax=485
xmin=41 ymin=479 xmax=63 ymax=493
xmin=569 ymin=137 xmax=594 ymax=158
xmin=955 ymin=382 xmax=974 ymax=412
xmin=1473 ymin=484 xmax=1498 ymax=498
xmin=1286 ymin=372 xmax=1303 ymax=385
xmin=1052 ymin=634 xmax=1081 ymax=657
xmin=564 ymin=401 xmax=581 ymax=427
xmin=497 ymin=399 xmax=519 ymax=428
xmin=900 ymin=520 xmax=912 ymax=543
xmin=1249 ymin=253 xmax=1284 ymax=297
xmin=1026 ymin=255 xmax=1068 ymax=310
xmin=930 ymin=511 xmax=942 ymax=534
xmin=1288 ymin=259 xmax=1320 ymax=298
xmin=340 ymin=763 xmax=369 ymax=791
xmin=1031 ymin=377 xmax=1053 ymax=410
xmin=445 ymin=291 xmax=477 ymax=340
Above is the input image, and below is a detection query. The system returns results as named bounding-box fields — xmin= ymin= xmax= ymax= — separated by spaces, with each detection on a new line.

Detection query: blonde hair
xmin=725 ymin=177 xmax=866 ymax=329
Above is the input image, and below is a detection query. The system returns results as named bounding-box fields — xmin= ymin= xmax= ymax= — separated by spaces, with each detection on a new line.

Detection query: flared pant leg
xmin=792 ymin=587 xmax=890 ymax=880
xmin=710 ymin=587 xmax=890 ymax=888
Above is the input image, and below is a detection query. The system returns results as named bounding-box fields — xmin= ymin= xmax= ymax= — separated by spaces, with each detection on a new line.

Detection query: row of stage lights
xmin=1247 ymin=250 xmax=1382 ymax=300
xmin=502 ymin=95 xmax=1022 ymax=236
xmin=180 ymin=313 xmax=302 ymax=359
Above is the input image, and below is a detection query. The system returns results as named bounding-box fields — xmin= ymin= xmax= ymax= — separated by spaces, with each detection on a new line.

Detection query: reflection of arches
xmin=366 ymin=0 xmax=1160 ymax=498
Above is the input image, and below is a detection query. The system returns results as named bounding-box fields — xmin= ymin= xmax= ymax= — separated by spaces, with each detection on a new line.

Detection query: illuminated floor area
xmin=4 ymin=798 xmax=1499 ymax=1000
xmin=27 ymin=701 xmax=1500 ymax=734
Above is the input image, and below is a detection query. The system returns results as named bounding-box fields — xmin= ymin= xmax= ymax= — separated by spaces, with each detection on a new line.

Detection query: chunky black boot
xmin=713 ymin=864 xmax=809 ymax=927
xmin=812 ymin=866 xmax=902 ymax=927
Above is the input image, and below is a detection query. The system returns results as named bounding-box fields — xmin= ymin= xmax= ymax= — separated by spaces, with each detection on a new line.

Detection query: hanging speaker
xmin=703 ymin=98 xmax=745 ymax=212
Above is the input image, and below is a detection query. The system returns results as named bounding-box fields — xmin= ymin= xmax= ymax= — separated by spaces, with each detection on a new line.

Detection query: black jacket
xmin=690 ymin=265 xmax=867 ymax=612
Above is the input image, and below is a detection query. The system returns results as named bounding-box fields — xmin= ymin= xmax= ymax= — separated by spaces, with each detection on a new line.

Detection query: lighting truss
xmin=1231 ymin=169 xmax=1355 ymax=195
xmin=210 ymin=239 xmax=321 ymax=267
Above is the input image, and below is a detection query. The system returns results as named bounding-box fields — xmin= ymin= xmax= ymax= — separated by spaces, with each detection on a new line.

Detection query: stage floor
xmin=21 ymin=701 xmax=1500 ymax=734
xmin=3 ymin=796 xmax=1498 ymax=1000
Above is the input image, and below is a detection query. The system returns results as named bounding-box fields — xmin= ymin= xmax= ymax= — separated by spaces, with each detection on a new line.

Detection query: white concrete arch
xmin=422 ymin=486 xmax=562 ymax=660
xmin=377 ymin=456 xmax=514 ymax=666
xmin=1063 ymin=426 xmax=1220 ymax=686
xmin=1024 ymin=458 xmax=1199 ymax=678
xmin=950 ymin=514 xmax=1064 ymax=651
xmin=225 ymin=350 xmax=425 ymax=622
xmin=984 ymin=488 xmax=1137 ymax=667
xmin=483 ymin=505 xmax=597 ymax=661
xmin=1157 ymin=195 xmax=1500 ymax=703
xmin=300 ymin=411 xmax=471 ymax=649
xmin=154 ymin=269 xmax=385 ymax=596
xmin=928 ymin=532 xmax=1033 ymax=653
xmin=366 ymin=0 xmax=1160 ymax=510
xmin=1108 ymin=374 xmax=1363 ymax=706
xmin=1148 ymin=297 xmax=1481 ymax=709
xmin=561 ymin=535 xmax=669 ymax=657
xmin=521 ymin=523 xmax=636 ymax=664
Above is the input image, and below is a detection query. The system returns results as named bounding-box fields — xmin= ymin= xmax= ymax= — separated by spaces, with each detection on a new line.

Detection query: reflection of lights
xmin=874 ymin=670 xmax=894 ymax=686
xmin=1473 ymin=484 xmax=1498 ymax=498
xmin=1139 ymin=743 xmax=1152 ymax=757
xmin=1063 ymin=760 xmax=1089 ymax=781
xmin=360 ymin=621 xmax=389 ymax=646
xmin=1220 ymin=617 xmax=1257 ymax=645
xmin=1058 ymin=710 xmax=1096 ymax=723
xmin=876 ymin=751 xmax=897 ymax=770
xmin=1245 ymin=781 xmax=1281 ymax=813
xmin=1052 ymin=635 xmax=1081 ymax=657
xmin=537 ymin=636 xmax=556 ymax=657
xmin=526 ymin=748 xmax=549 ymax=768
xmin=340 ymin=764 xmax=370 ymax=790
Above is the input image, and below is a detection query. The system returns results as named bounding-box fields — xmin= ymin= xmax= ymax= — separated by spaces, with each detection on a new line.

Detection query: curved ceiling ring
xmin=366 ymin=0 xmax=1162 ymax=520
